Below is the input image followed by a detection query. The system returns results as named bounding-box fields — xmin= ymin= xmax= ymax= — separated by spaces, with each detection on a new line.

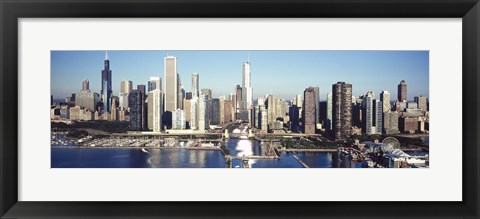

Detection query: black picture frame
xmin=1 ymin=0 xmax=479 ymax=218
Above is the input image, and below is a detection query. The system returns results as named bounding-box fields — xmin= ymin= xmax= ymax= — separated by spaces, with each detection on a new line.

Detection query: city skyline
xmin=51 ymin=50 xmax=429 ymax=101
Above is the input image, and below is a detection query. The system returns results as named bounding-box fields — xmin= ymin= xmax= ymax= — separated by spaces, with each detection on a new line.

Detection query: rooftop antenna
xmin=105 ymin=51 xmax=108 ymax=60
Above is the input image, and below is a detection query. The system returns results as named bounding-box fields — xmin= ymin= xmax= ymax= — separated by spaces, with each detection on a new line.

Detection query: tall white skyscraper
xmin=151 ymin=90 xmax=163 ymax=132
xmin=192 ymin=72 xmax=199 ymax=98
xmin=164 ymin=56 xmax=177 ymax=112
xmin=242 ymin=61 xmax=253 ymax=124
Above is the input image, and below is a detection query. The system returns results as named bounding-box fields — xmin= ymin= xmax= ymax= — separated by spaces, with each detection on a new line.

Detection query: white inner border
xmin=19 ymin=18 xmax=462 ymax=201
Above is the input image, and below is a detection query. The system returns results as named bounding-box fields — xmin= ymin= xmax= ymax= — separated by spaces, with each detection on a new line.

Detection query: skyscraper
xmin=129 ymin=90 xmax=145 ymax=131
xmin=147 ymin=90 xmax=163 ymax=132
xmin=364 ymin=91 xmax=375 ymax=135
xmin=242 ymin=61 xmax=253 ymax=124
xmin=398 ymin=80 xmax=407 ymax=102
xmin=380 ymin=90 xmax=391 ymax=113
xmin=210 ymin=98 xmax=220 ymax=125
xmin=119 ymin=80 xmax=132 ymax=109
xmin=164 ymin=56 xmax=177 ymax=112
xmin=148 ymin=77 xmax=161 ymax=92
xmin=192 ymin=72 xmax=199 ymax=98
xmin=302 ymin=88 xmax=316 ymax=134
xmin=177 ymin=73 xmax=183 ymax=110
xmin=198 ymin=95 xmax=207 ymax=131
xmin=82 ymin=79 xmax=89 ymax=91
xmin=326 ymin=92 xmax=332 ymax=130
xmin=101 ymin=51 xmax=112 ymax=113
xmin=414 ymin=96 xmax=428 ymax=112
xmin=332 ymin=82 xmax=352 ymax=140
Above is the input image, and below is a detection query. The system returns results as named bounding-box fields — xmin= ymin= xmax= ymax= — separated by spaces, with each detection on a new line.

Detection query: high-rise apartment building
xmin=332 ymin=82 xmax=352 ymax=140
xmin=129 ymin=90 xmax=145 ymax=131
xmin=172 ymin=109 xmax=186 ymax=130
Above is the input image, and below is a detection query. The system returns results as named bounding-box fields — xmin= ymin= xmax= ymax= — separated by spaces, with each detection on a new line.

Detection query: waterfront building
xmin=267 ymin=94 xmax=276 ymax=125
xmin=395 ymin=100 xmax=407 ymax=112
xmin=289 ymin=105 xmax=300 ymax=132
xmin=210 ymin=98 xmax=220 ymax=125
xmin=399 ymin=116 xmax=418 ymax=134
xmin=190 ymin=97 xmax=198 ymax=130
xmin=332 ymin=82 xmax=352 ymax=140
xmin=184 ymin=99 xmax=192 ymax=128
xmin=129 ymin=90 xmax=145 ymax=131
xmin=147 ymin=93 xmax=154 ymax=130
xmin=219 ymin=96 xmax=225 ymax=124
xmin=398 ymin=80 xmax=407 ymax=102
xmin=224 ymin=100 xmax=233 ymax=123
xmin=200 ymin=89 xmax=212 ymax=125
xmin=69 ymin=106 xmax=81 ymax=121
xmin=75 ymin=89 xmax=99 ymax=112
xmin=242 ymin=61 xmax=253 ymax=125
xmin=149 ymin=90 xmax=163 ymax=132
xmin=380 ymin=91 xmax=391 ymax=113
xmin=60 ymin=106 xmax=69 ymax=119
xmin=172 ymin=109 xmax=186 ymax=130
xmin=101 ymin=52 xmax=113 ymax=113
xmin=164 ymin=56 xmax=177 ymax=128
xmin=198 ymin=95 xmax=207 ymax=131
xmin=229 ymin=93 xmax=237 ymax=122
xmin=148 ymin=76 xmax=161 ymax=92
xmin=260 ymin=107 xmax=268 ymax=133
xmin=303 ymin=87 xmax=316 ymax=134
xmin=235 ymin=85 xmax=243 ymax=117
xmin=414 ymin=96 xmax=428 ymax=112
xmin=383 ymin=111 xmax=400 ymax=134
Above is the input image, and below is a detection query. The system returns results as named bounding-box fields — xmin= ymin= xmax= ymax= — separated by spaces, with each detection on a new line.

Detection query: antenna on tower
xmin=105 ymin=51 xmax=108 ymax=60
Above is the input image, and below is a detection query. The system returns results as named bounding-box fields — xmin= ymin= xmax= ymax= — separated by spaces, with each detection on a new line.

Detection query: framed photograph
xmin=1 ymin=0 xmax=479 ymax=218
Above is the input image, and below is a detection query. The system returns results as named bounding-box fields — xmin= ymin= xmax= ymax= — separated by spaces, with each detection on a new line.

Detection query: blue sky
xmin=51 ymin=50 xmax=429 ymax=101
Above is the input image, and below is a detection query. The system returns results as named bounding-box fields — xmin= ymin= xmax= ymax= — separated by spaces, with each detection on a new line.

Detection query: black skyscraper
xmin=101 ymin=52 xmax=112 ymax=113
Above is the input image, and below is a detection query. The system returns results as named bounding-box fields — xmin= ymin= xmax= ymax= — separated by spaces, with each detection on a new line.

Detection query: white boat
xmin=141 ymin=148 xmax=149 ymax=153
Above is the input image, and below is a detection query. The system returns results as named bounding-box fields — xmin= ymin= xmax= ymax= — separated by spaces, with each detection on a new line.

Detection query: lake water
xmin=52 ymin=138 xmax=422 ymax=168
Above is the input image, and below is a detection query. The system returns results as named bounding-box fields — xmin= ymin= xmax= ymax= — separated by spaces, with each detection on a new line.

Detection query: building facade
xmin=332 ymin=82 xmax=352 ymax=140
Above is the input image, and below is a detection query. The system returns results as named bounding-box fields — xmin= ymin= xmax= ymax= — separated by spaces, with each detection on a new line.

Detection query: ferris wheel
xmin=382 ymin=137 xmax=401 ymax=149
